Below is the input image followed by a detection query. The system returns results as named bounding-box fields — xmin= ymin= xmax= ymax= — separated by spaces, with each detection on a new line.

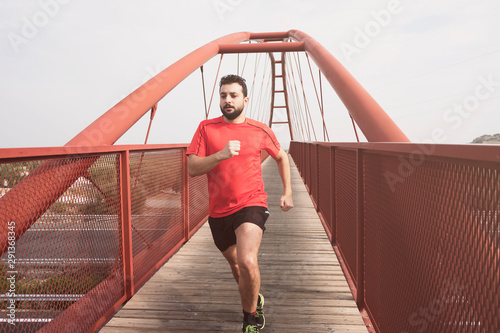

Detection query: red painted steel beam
xmin=287 ymin=30 xmax=410 ymax=142
xmin=249 ymin=31 xmax=290 ymax=41
xmin=219 ymin=42 xmax=305 ymax=54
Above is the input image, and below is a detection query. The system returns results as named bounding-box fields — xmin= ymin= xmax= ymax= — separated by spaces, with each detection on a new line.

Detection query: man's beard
xmin=221 ymin=105 xmax=244 ymax=120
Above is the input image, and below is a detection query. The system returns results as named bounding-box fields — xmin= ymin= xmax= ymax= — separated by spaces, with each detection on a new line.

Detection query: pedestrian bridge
xmin=0 ymin=30 xmax=498 ymax=332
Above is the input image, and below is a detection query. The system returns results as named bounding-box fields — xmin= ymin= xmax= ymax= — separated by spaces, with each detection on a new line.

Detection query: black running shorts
xmin=208 ymin=206 xmax=270 ymax=252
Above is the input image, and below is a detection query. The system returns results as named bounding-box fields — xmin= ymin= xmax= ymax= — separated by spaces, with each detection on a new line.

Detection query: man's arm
xmin=272 ymin=148 xmax=294 ymax=212
xmin=188 ymin=140 xmax=240 ymax=177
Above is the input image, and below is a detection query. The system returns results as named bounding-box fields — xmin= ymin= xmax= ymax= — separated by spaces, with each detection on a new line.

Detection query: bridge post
xmin=330 ymin=145 xmax=337 ymax=244
xmin=183 ymin=149 xmax=190 ymax=242
xmin=119 ymin=150 xmax=135 ymax=299
xmin=355 ymin=149 xmax=365 ymax=309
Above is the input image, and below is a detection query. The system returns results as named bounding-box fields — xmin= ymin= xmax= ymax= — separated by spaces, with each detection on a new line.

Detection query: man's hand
xmin=218 ymin=140 xmax=241 ymax=160
xmin=280 ymin=193 xmax=294 ymax=212
xmin=188 ymin=140 xmax=241 ymax=177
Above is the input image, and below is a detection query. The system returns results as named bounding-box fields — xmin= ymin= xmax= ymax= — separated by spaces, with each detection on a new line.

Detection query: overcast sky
xmin=1 ymin=0 xmax=499 ymax=148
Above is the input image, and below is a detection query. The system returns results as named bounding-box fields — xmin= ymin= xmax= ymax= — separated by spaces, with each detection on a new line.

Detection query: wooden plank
xmin=100 ymin=156 xmax=369 ymax=332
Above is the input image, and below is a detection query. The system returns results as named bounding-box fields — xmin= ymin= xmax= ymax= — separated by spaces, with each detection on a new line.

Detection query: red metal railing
xmin=289 ymin=141 xmax=499 ymax=333
xmin=0 ymin=144 xmax=208 ymax=332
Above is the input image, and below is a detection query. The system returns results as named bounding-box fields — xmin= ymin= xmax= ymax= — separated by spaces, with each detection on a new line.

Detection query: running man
xmin=187 ymin=74 xmax=294 ymax=332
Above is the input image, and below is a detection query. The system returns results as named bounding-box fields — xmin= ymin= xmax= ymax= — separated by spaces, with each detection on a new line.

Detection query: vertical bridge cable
xmin=144 ymin=103 xmax=158 ymax=145
xmin=124 ymin=102 xmax=158 ymax=248
xmin=257 ymin=54 xmax=272 ymax=124
xmin=285 ymin=52 xmax=308 ymax=141
xmin=262 ymin=63 xmax=273 ymax=125
xmin=206 ymin=54 xmax=224 ymax=119
xmin=293 ymin=51 xmax=317 ymax=141
xmin=200 ymin=66 xmax=209 ymax=119
xmin=238 ymin=43 xmax=250 ymax=77
xmin=318 ymin=69 xmax=329 ymax=142
xmin=305 ymin=53 xmax=330 ymax=142
xmin=245 ymin=52 xmax=272 ymax=126
xmin=246 ymin=53 xmax=263 ymax=122
xmin=134 ymin=103 xmax=158 ymax=192
xmin=350 ymin=115 xmax=361 ymax=142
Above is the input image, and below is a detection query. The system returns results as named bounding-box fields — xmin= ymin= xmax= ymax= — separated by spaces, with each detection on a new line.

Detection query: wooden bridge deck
xmin=100 ymin=156 xmax=369 ymax=332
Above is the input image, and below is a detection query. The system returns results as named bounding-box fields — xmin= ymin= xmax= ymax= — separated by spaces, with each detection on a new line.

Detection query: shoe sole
xmin=256 ymin=293 xmax=265 ymax=329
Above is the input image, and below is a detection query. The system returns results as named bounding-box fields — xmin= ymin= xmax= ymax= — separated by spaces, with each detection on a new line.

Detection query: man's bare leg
xmin=221 ymin=244 xmax=240 ymax=283
xmin=234 ymin=222 xmax=263 ymax=313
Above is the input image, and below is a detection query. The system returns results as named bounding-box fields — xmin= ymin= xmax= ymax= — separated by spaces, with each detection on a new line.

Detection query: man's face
xmin=219 ymin=83 xmax=249 ymax=121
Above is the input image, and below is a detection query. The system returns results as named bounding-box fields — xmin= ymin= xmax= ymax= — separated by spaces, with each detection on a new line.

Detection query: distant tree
xmin=471 ymin=133 xmax=500 ymax=144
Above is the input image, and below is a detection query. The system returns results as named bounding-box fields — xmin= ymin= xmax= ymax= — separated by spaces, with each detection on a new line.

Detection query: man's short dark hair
xmin=219 ymin=74 xmax=248 ymax=97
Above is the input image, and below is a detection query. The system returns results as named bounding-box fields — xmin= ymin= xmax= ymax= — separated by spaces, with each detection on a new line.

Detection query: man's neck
xmin=222 ymin=114 xmax=246 ymax=124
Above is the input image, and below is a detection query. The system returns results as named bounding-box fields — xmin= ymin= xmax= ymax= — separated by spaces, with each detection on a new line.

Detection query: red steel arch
xmin=68 ymin=30 xmax=409 ymax=148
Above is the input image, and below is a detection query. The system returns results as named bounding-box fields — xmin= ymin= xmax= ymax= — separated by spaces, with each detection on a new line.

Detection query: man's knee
xmin=238 ymin=254 xmax=258 ymax=273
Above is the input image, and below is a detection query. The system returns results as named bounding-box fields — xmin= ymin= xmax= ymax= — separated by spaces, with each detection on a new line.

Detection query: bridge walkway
xmin=100 ymin=156 xmax=369 ymax=332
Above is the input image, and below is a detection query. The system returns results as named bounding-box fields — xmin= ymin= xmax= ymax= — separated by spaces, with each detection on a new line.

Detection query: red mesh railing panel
xmin=291 ymin=141 xmax=499 ymax=333
xmin=317 ymin=145 xmax=333 ymax=236
xmin=0 ymin=154 xmax=123 ymax=332
xmin=189 ymin=175 xmax=209 ymax=232
xmin=335 ymin=148 xmax=358 ymax=287
xmin=0 ymin=144 xmax=211 ymax=332
xmin=128 ymin=149 xmax=184 ymax=287
xmin=363 ymin=151 xmax=500 ymax=332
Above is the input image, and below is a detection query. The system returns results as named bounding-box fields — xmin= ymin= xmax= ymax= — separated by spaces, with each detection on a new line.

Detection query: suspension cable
xmin=289 ymin=52 xmax=310 ymax=141
xmin=293 ymin=52 xmax=317 ymax=141
xmin=239 ymin=44 xmax=250 ymax=77
xmin=256 ymin=54 xmax=271 ymax=124
xmin=200 ymin=66 xmax=209 ymax=119
xmin=318 ymin=69 xmax=330 ymax=142
xmin=305 ymin=53 xmax=330 ymax=141
xmin=207 ymin=54 xmax=224 ymax=119
xmin=262 ymin=66 xmax=272 ymax=124
xmin=285 ymin=35 xmax=304 ymax=139
xmin=144 ymin=103 xmax=158 ymax=144
xmin=286 ymin=52 xmax=308 ymax=141
xmin=247 ymin=53 xmax=262 ymax=120
xmin=350 ymin=115 xmax=361 ymax=142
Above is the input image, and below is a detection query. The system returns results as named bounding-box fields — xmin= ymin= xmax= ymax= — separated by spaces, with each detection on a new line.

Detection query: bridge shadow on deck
xmin=100 ymin=156 xmax=369 ymax=332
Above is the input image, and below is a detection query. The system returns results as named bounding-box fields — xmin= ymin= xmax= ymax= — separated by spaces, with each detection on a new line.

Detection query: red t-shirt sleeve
xmin=186 ymin=121 xmax=207 ymax=157
xmin=261 ymin=125 xmax=281 ymax=157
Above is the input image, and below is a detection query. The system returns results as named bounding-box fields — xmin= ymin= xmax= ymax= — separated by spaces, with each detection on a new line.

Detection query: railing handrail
xmin=0 ymin=143 xmax=189 ymax=160
xmin=294 ymin=141 xmax=500 ymax=164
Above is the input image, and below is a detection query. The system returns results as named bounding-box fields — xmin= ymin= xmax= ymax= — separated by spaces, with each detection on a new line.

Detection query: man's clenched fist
xmin=219 ymin=140 xmax=241 ymax=160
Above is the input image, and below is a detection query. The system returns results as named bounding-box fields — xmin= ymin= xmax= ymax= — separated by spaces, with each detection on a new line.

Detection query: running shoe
xmin=242 ymin=322 xmax=260 ymax=332
xmin=255 ymin=293 xmax=265 ymax=329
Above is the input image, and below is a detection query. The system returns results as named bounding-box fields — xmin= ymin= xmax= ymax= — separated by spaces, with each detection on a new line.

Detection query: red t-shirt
xmin=187 ymin=116 xmax=281 ymax=218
